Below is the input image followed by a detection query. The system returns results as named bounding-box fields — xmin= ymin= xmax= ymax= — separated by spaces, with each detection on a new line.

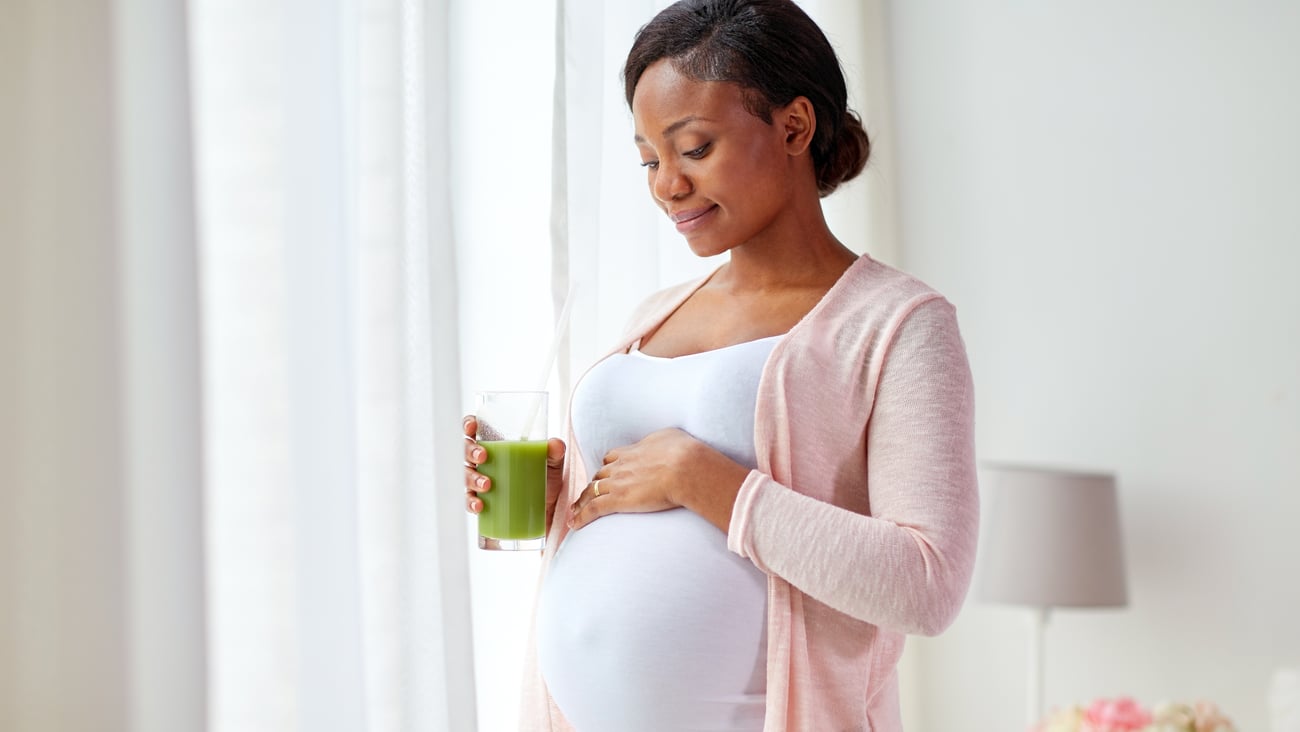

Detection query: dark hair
xmin=622 ymin=0 xmax=870 ymax=197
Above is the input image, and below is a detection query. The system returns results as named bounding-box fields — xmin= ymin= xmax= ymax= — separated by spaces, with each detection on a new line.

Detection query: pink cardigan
xmin=521 ymin=255 xmax=979 ymax=731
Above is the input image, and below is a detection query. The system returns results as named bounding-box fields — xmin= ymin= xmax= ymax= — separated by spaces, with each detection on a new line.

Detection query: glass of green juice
xmin=475 ymin=390 xmax=548 ymax=551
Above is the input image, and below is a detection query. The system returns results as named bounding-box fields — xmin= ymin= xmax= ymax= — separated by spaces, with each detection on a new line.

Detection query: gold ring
xmin=593 ymin=479 xmax=602 ymax=497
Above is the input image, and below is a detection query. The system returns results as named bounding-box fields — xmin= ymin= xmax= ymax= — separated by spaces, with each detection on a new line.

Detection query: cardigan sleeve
xmin=727 ymin=297 xmax=979 ymax=636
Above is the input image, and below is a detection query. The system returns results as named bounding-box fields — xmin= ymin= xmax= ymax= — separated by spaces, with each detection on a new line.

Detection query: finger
xmin=464 ymin=436 xmax=486 ymax=468
xmin=465 ymin=491 xmax=483 ymax=514
xmin=568 ymin=477 xmax=607 ymax=528
xmin=568 ymin=486 xmax=611 ymax=530
xmin=567 ymin=487 xmax=588 ymax=518
xmin=462 ymin=414 xmax=477 ymax=439
xmin=465 ymin=465 xmax=490 ymax=493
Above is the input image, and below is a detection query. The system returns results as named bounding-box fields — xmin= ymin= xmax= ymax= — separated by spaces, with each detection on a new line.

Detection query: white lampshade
xmin=977 ymin=464 xmax=1128 ymax=608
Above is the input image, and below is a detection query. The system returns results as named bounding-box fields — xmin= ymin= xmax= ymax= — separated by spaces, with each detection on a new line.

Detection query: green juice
xmin=477 ymin=439 xmax=548 ymax=541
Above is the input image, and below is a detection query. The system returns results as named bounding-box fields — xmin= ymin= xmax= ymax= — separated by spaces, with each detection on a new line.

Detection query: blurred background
xmin=2 ymin=1 xmax=1296 ymax=731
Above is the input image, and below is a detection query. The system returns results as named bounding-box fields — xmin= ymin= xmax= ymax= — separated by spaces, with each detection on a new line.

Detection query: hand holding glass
xmin=473 ymin=391 xmax=548 ymax=550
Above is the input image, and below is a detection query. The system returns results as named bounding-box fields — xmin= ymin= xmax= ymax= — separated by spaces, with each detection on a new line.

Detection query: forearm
xmin=673 ymin=440 xmax=751 ymax=535
xmin=728 ymin=470 xmax=977 ymax=635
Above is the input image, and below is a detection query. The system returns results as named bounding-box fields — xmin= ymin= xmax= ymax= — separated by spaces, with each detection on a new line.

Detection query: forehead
xmin=631 ymin=59 xmax=751 ymax=136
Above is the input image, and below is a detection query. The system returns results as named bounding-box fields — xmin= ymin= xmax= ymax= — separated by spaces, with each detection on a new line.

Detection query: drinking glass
xmin=474 ymin=391 xmax=548 ymax=550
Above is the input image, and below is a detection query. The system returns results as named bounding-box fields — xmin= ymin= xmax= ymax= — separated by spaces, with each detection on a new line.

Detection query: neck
xmin=717 ymin=213 xmax=857 ymax=292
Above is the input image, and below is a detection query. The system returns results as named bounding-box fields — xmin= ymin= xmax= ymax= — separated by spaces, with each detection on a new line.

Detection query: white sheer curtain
xmin=3 ymin=0 xmax=475 ymax=731
xmin=190 ymin=0 xmax=473 ymax=731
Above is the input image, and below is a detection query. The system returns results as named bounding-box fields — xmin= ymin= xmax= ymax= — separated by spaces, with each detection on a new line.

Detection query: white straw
xmin=521 ymin=281 xmax=578 ymax=437
xmin=534 ymin=281 xmax=578 ymax=392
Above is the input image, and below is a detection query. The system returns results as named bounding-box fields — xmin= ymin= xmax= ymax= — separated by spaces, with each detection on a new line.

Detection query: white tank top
xmin=536 ymin=335 xmax=778 ymax=732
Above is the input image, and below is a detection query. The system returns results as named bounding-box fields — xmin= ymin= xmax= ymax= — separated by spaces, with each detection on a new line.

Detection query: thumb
xmin=547 ymin=437 xmax=566 ymax=467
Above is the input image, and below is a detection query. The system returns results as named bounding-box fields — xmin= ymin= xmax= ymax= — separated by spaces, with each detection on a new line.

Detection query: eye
xmin=685 ymin=143 xmax=710 ymax=158
xmin=640 ymin=159 xmax=659 ymax=171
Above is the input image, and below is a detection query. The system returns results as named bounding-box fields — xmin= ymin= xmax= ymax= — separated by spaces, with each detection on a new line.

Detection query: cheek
xmin=724 ymin=155 xmax=788 ymax=207
xmin=730 ymin=136 xmax=789 ymax=190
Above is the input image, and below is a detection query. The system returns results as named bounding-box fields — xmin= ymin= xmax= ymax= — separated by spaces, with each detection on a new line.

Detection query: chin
xmin=682 ymin=234 xmax=733 ymax=259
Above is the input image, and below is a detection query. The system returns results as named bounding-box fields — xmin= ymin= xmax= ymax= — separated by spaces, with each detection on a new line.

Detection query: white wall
xmin=1 ymin=1 xmax=206 ymax=731
xmin=887 ymin=2 xmax=1300 ymax=730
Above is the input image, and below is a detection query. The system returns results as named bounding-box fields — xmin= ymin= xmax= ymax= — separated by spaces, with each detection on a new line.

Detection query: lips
xmin=669 ymin=204 xmax=718 ymax=232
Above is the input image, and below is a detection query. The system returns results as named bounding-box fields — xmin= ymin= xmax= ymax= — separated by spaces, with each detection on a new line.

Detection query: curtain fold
xmin=424 ymin=0 xmax=479 ymax=728
xmin=118 ymin=0 xmax=209 ymax=729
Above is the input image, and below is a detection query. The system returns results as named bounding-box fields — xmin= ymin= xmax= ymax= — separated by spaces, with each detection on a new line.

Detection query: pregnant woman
xmin=463 ymin=1 xmax=979 ymax=729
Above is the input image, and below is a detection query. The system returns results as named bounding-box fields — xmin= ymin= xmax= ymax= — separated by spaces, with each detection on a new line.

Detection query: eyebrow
xmin=634 ymin=115 xmax=711 ymax=143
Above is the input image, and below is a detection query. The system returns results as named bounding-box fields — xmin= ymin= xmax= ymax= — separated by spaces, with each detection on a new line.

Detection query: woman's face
xmin=632 ymin=59 xmax=804 ymax=258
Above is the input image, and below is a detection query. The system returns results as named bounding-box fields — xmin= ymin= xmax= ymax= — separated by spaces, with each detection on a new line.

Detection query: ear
xmin=778 ymin=96 xmax=816 ymax=156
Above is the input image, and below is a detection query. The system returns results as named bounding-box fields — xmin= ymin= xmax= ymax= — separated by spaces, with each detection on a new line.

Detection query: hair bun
xmin=816 ymin=110 xmax=871 ymax=197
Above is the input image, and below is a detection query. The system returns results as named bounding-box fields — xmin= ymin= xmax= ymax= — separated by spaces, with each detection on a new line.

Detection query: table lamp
xmin=976 ymin=464 xmax=1129 ymax=727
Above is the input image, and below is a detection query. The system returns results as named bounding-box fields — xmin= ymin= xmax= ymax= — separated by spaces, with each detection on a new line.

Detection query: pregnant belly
xmin=536 ymin=509 xmax=768 ymax=732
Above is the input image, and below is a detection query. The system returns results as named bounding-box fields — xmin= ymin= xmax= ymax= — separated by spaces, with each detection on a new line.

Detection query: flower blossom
xmin=1032 ymin=696 xmax=1236 ymax=732
xmin=1082 ymin=697 xmax=1153 ymax=732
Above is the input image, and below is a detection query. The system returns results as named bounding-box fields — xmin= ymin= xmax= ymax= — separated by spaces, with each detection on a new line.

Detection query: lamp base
xmin=1027 ymin=606 xmax=1051 ymax=727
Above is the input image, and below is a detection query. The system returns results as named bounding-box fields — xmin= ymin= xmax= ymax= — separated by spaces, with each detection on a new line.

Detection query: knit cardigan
xmin=520 ymin=254 xmax=979 ymax=732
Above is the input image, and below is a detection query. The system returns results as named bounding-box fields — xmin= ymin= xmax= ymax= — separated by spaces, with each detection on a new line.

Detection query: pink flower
xmin=1082 ymin=697 xmax=1153 ymax=732
xmin=1033 ymin=697 xmax=1236 ymax=732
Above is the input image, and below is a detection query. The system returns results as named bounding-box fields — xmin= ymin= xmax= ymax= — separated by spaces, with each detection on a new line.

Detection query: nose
xmin=652 ymin=159 xmax=692 ymax=203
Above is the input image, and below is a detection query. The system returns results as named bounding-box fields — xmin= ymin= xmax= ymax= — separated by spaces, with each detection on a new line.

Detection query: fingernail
xmin=473 ymin=448 xmax=485 ymax=462
xmin=476 ymin=476 xmax=488 ymax=489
